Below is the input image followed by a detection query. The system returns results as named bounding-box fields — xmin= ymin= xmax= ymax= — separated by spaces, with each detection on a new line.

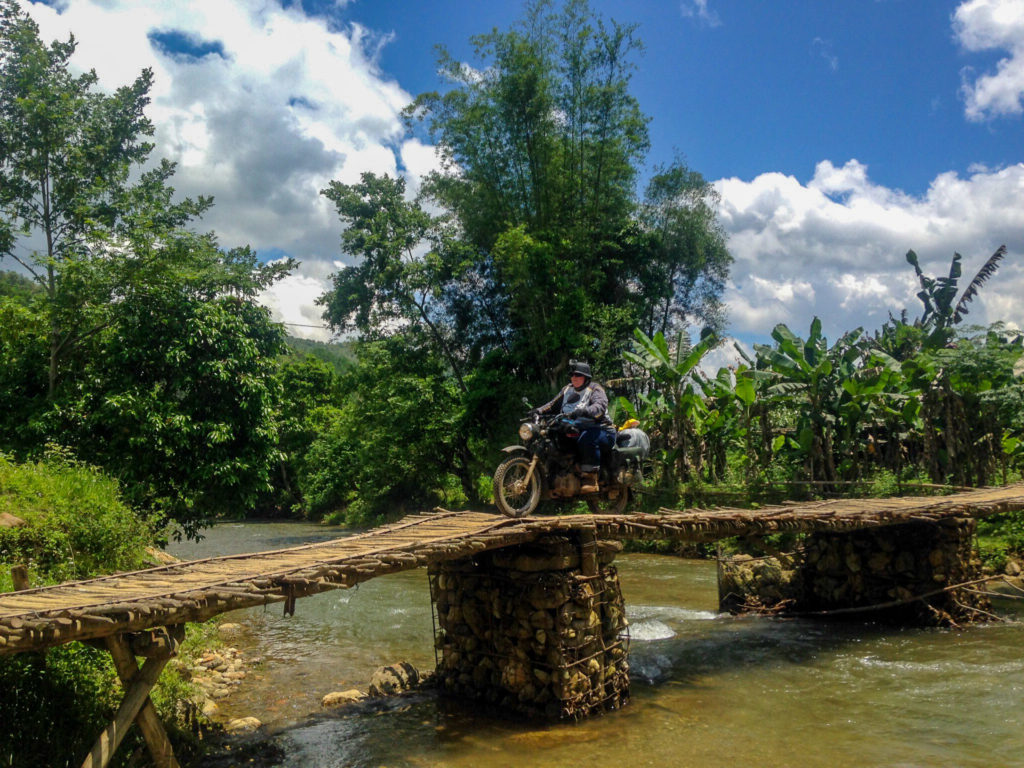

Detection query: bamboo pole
xmin=11 ymin=565 xmax=30 ymax=592
xmin=105 ymin=634 xmax=180 ymax=768
xmin=79 ymin=651 xmax=171 ymax=768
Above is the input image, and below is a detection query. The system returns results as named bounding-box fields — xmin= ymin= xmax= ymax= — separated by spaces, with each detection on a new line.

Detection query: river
xmin=170 ymin=521 xmax=1024 ymax=768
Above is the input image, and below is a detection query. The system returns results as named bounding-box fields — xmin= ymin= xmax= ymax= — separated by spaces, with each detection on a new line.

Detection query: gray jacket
xmin=538 ymin=382 xmax=614 ymax=430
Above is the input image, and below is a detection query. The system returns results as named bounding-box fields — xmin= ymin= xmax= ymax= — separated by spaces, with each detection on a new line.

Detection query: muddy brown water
xmin=170 ymin=522 xmax=1024 ymax=768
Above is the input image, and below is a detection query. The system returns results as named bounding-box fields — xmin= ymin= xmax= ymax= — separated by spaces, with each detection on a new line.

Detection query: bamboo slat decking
xmin=3 ymin=484 xmax=1024 ymax=656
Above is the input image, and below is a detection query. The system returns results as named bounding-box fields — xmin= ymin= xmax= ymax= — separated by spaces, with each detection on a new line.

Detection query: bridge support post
xmin=720 ymin=518 xmax=990 ymax=624
xmin=79 ymin=626 xmax=184 ymax=768
xmin=429 ymin=533 xmax=629 ymax=719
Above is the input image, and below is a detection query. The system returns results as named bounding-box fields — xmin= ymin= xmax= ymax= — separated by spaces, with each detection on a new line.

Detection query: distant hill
xmin=283 ymin=335 xmax=356 ymax=374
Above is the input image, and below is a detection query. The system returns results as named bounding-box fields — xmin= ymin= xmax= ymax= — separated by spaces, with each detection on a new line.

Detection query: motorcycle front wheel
xmin=586 ymin=486 xmax=629 ymax=515
xmin=492 ymin=456 xmax=541 ymax=518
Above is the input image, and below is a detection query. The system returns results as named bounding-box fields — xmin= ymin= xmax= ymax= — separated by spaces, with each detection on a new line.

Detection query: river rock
xmin=369 ymin=662 xmax=420 ymax=696
xmin=225 ymin=716 xmax=262 ymax=733
xmin=322 ymin=689 xmax=367 ymax=708
xmin=0 ymin=513 xmax=26 ymax=528
xmin=218 ymin=622 xmax=243 ymax=638
xmin=144 ymin=546 xmax=179 ymax=565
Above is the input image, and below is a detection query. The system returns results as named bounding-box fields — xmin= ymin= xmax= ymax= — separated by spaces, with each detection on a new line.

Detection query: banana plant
xmin=755 ymin=319 xmax=866 ymax=483
xmin=906 ymin=246 xmax=1007 ymax=348
xmin=622 ymin=328 xmax=719 ymax=484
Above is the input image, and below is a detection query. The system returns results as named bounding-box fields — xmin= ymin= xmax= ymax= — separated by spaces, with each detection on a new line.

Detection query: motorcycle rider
xmin=534 ymin=361 xmax=615 ymax=494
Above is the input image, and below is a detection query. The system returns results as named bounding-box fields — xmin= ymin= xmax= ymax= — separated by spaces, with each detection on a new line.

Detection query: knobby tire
xmin=493 ymin=456 xmax=541 ymax=518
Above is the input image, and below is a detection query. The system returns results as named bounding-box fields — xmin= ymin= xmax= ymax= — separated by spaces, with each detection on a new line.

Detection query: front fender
xmin=500 ymin=444 xmax=529 ymax=455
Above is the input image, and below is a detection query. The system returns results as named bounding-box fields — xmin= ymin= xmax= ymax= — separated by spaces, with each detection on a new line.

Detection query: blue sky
xmin=348 ymin=0 xmax=1021 ymax=193
xmin=19 ymin=0 xmax=1024 ymax=351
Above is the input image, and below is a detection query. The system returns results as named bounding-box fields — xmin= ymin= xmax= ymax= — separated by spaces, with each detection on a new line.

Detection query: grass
xmin=0 ymin=450 xmax=219 ymax=767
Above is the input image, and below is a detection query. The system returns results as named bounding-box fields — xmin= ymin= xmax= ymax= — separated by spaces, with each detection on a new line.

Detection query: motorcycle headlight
xmin=518 ymin=422 xmax=535 ymax=442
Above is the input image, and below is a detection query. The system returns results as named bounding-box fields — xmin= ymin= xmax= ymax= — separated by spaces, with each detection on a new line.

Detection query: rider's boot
xmin=580 ymin=472 xmax=599 ymax=494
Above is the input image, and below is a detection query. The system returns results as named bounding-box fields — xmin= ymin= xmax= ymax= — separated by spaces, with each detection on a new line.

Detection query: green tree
xmin=271 ymin=353 xmax=344 ymax=512
xmin=895 ymin=246 xmax=1008 ymax=351
xmin=0 ymin=0 xmax=209 ymax=399
xmin=754 ymin=319 xmax=865 ymax=484
xmin=907 ymin=326 xmax=1023 ymax=486
xmin=1 ymin=5 xmax=294 ymax=533
xmin=638 ymin=160 xmax=731 ymax=335
xmin=299 ymin=338 xmax=463 ymax=523
xmin=0 ymin=268 xmax=40 ymax=303
xmin=51 ymin=234 xmax=290 ymax=536
xmin=413 ymin=0 xmax=647 ymax=246
xmin=398 ymin=0 xmax=731 ymax=384
xmin=0 ymin=273 xmax=46 ymax=449
xmin=620 ymin=327 xmax=719 ymax=485
xmin=869 ymin=245 xmax=1016 ymax=485
xmin=319 ymin=172 xmax=467 ymax=392
xmin=315 ymin=0 xmax=732 ymax=516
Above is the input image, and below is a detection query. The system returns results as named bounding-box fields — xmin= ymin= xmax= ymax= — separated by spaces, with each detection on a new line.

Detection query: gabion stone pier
xmin=429 ymin=534 xmax=629 ymax=719
xmin=719 ymin=518 xmax=989 ymax=625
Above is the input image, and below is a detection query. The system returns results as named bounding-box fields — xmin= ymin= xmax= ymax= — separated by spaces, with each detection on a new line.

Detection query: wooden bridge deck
xmin=3 ymin=485 xmax=1024 ymax=656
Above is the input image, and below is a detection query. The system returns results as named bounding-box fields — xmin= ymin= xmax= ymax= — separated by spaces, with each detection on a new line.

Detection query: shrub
xmin=0 ymin=452 xmax=180 ymax=767
xmin=0 ymin=449 xmax=156 ymax=588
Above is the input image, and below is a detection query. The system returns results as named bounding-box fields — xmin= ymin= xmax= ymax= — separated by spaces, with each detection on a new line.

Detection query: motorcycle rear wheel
xmin=493 ymin=456 xmax=541 ymax=518
xmin=586 ymin=486 xmax=629 ymax=515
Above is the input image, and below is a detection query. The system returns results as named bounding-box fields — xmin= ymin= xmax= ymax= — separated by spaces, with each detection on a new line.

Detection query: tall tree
xmin=0 ymin=0 xmax=208 ymax=398
xmin=905 ymin=246 xmax=1008 ymax=347
xmin=638 ymin=160 xmax=732 ymax=336
xmin=319 ymin=172 xmax=467 ymax=392
xmin=399 ymin=0 xmax=730 ymax=383
xmin=316 ymin=0 xmax=733 ymax=513
xmin=0 ymin=3 xmax=295 ymax=533
xmin=52 ymin=233 xmax=291 ymax=536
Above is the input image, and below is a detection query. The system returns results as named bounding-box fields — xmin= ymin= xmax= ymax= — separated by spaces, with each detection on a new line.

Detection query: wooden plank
xmin=11 ymin=565 xmax=30 ymax=592
xmin=1 ymin=484 xmax=1022 ymax=655
xmin=79 ymin=651 xmax=170 ymax=768
xmin=106 ymin=634 xmax=180 ymax=768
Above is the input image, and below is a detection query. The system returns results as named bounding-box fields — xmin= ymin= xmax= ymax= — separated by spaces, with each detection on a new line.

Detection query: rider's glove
xmin=571 ymin=405 xmax=587 ymax=417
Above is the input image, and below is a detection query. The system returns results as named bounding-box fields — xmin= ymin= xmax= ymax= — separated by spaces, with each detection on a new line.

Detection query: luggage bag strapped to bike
xmin=613 ymin=427 xmax=650 ymax=461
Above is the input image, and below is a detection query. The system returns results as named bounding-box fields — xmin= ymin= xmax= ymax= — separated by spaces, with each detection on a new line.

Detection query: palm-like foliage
xmin=621 ymin=328 xmax=719 ymax=483
xmin=906 ymin=246 xmax=1008 ymax=345
xmin=621 ymin=267 xmax=1023 ymax=496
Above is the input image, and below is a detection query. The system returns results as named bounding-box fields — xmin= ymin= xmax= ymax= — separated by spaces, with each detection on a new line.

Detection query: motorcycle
xmin=492 ymin=408 xmax=650 ymax=518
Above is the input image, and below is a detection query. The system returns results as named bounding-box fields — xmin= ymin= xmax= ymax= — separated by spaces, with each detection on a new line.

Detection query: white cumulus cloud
xmin=954 ymin=0 xmax=1024 ymax=119
xmin=716 ymin=160 xmax=1024 ymax=339
xmin=680 ymin=0 xmax=721 ymax=28
xmin=23 ymin=0 xmax=443 ymax=334
xmin=259 ymin=270 xmax=334 ymax=342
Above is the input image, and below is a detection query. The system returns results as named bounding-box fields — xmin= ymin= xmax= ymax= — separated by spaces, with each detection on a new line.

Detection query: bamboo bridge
xmin=5 ymin=484 xmax=1024 ymax=768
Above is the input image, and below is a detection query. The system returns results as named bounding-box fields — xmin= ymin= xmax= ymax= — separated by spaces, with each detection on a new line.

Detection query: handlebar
xmin=524 ymin=411 xmax=579 ymax=428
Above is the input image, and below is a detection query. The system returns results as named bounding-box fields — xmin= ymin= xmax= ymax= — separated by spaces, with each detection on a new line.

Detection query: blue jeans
xmin=578 ymin=428 xmax=615 ymax=473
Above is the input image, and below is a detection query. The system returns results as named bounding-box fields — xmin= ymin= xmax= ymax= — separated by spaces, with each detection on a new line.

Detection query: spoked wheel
xmin=586 ymin=485 xmax=629 ymax=515
xmin=493 ymin=456 xmax=541 ymax=518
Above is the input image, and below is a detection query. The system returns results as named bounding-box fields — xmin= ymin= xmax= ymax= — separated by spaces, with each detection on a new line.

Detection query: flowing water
xmin=170 ymin=522 xmax=1024 ymax=768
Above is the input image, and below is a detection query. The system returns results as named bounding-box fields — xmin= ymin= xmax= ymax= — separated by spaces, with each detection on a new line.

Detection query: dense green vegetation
xmin=1 ymin=0 xmax=1021 ymax=539
xmin=618 ymin=249 xmax=1023 ymax=494
xmin=0 ymin=451 xmax=155 ymax=589
xmin=0 ymin=0 xmax=292 ymax=537
xmin=311 ymin=0 xmax=731 ymax=516
xmin=0 ymin=0 xmax=1021 ymax=762
xmin=0 ymin=452 xmax=211 ymax=768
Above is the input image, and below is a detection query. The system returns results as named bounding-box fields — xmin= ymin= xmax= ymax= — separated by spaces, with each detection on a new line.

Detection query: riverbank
xmin=168 ymin=522 xmax=1024 ymax=768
